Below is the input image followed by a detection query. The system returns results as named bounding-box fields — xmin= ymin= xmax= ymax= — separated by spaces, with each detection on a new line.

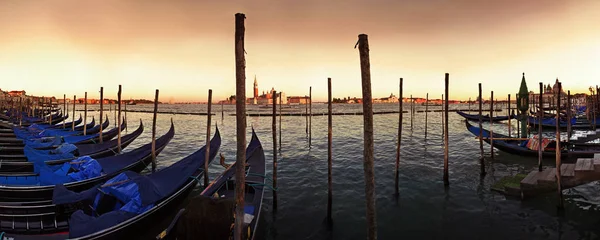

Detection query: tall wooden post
xmin=205 ymin=89 xmax=212 ymax=187
xmin=508 ymin=94 xmax=511 ymax=137
xmin=309 ymin=86 xmax=312 ymax=147
xmin=567 ymin=91 xmax=572 ymax=141
xmin=117 ymin=85 xmax=122 ymax=153
xmin=272 ymin=91 xmax=278 ymax=209
xmin=357 ymin=33 xmax=377 ymax=240
xmin=221 ymin=102 xmax=224 ymax=123
xmin=395 ymin=78 xmax=403 ymax=196
xmin=279 ymin=93 xmax=282 ymax=151
xmin=443 ymin=73 xmax=449 ymax=185
xmin=72 ymin=95 xmax=76 ymax=131
xmin=538 ymin=83 xmax=543 ymax=171
xmin=425 ymin=93 xmax=428 ymax=137
xmin=555 ymin=82 xmax=563 ymax=209
xmin=478 ymin=84 xmax=484 ymax=169
xmin=84 ymin=92 xmax=88 ymax=135
xmin=63 ymin=94 xmax=66 ymax=129
xmin=490 ymin=91 xmax=494 ymax=159
xmin=233 ymin=13 xmax=247 ymax=240
xmin=151 ymin=89 xmax=159 ymax=172
xmin=99 ymin=87 xmax=104 ymax=143
xmin=410 ymin=94 xmax=413 ymax=130
xmin=327 ymin=77 xmax=333 ymax=225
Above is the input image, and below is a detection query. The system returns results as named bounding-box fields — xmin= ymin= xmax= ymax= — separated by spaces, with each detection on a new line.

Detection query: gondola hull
xmin=456 ymin=111 xmax=514 ymax=122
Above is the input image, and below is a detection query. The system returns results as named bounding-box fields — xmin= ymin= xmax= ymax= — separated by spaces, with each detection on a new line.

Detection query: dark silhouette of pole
xmin=99 ymin=87 xmax=104 ymax=143
xmin=508 ymin=94 xmax=511 ymax=137
xmin=395 ymin=78 xmax=403 ymax=196
xmin=567 ymin=90 xmax=572 ymax=141
xmin=443 ymin=73 xmax=449 ymax=185
xmin=327 ymin=77 xmax=333 ymax=225
xmin=555 ymin=82 xmax=563 ymax=209
xmin=357 ymin=33 xmax=377 ymax=240
xmin=117 ymin=85 xmax=122 ymax=153
xmin=478 ymin=84 xmax=484 ymax=173
xmin=124 ymin=99 xmax=128 ymax=133
xmin=490 ymin=91 xmax=494 ymax=159
xmin=205 ymin=89 xmax=212 ymax=187
xmin=425 ymin=93 xmax=428 ymax=137
xmin=272 ymin=91 xmax=278 ymax=209
xmin=305 ymin=95 xmax=308 ymax=135
xmin=410 ymin=94 xmax=413 ymax=130
xmin=538 ymin=83 xmax=543 ymax=172
xmin=151 ymin=89 xmax=159 ymax=172
xmin=63 ymin=94 xmax=66 ymax=129
xmin=72 ymin=95 xmax=76 ymax=131
xmin=84 ymin=92 xmax=88 ymax=135
xmin=309 ymin=86 xmax=312 ymax=147
xmin=233 ymin=13 xmax=247 ymax=240
xmin=279 ymin=93 xmax=282 ymax=151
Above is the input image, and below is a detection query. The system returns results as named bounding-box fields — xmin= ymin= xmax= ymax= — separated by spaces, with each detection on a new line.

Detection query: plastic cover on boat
xmin=24 ymin=143 xmax=77 ymax=163
xmin=24 ymin=136 xmax=64 ymax=148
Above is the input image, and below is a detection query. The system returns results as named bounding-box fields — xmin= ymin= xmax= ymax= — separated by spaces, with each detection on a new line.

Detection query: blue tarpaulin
xmin=0 ymin=156 xmax=103 ymax=186
xmin=24 ymin=143 xmax=77 ymax=164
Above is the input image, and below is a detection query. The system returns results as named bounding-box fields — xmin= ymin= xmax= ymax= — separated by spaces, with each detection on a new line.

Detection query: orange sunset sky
xmin=0 ymin=0 xmax=599 ymax=102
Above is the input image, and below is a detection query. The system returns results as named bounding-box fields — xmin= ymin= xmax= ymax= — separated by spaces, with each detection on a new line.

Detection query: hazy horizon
xmin=1 ymin=0 xmax=599 ymax=102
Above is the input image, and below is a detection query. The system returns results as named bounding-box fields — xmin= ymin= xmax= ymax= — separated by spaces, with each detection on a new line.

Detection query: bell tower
xmin=253 ymin=75 xmax=258 ymax=99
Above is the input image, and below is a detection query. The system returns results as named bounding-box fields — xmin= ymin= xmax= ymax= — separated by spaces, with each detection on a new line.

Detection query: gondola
xmin=465 ymin=120 xmax=600 ymax=160
xmin=0 ymin=125 xmax=221 ymax=239
xmin=527 ymin=116 xmax=595 ymax=130
xmin=0 ymin=120 xmax=144 ymax=173
xmin=0 ymin=115 xmax=84 ymax=138
xmin=160 ymin=128 xmax=265 ymax=240
xmin=40 ymin=114 xmax=83 ymax=130
xmin=0 ymin=120 xmax=173 ymax=202
xmin=456 ymin=111 xmax=514 ymax=122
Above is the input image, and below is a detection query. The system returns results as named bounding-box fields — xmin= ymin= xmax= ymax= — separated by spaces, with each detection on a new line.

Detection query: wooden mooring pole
xmin=327 ymin=77 xmax=333 ymax=225
xmin=205 ymin=89 xmax=212 ymax=187
xmin=490 ymin=91 xmax=494 ymax=159
xmin=99 ymin=87 xmax=104 ymax=143
xmin=84 ymin=92 xmax=88 ymax=135
xmin=72 ymin=95 xmax=76 ymax=131
xmin=124 ymin=100 xmax=128 ymax=133
xmin=309 ymin=86 xmax=312 ymax=147
xmin=555 ymin=82 xmax=563 ymax=209
xmin=305 ymin=95 xmax=308 ymax=135
xmin=478 ymin=83 xmax=484 ymax=172
xmin=151 ymin=89 xmax=159 ymax=172
xmin=395 ymin=78 xmax=403 ymax=196
xmin=443 ymin=73 xmax=449 ymax=185
xmin=272 ymin=90 xmax=278 ymax=209
xmin=63 ymin=94 xmax=66 ymax=129
xmin=425 ymin=93 xmax=428 ymax=138
xmin=410 ymin=94 xmax=413 ymax=130
xmin=468 ymin=97 xmax=471 ymax=111
xmin=357 ymin=33 xmax=377 ymax=240
xmin=221 ymin=102 xmax=224 ymax=123
xmin=233 ymin=13 xmax=247 ymax=240
xmin=508 ymin=94 xmax=511 ymax=137
xmin=279 ymin=92 xmax=282 ymax=151
xmin=538 ymin=83 xmax=543 ymax=171
xmin=117 ymin=85 xmax=122 ymax=153
xmin=567 ymin=90 xmax=572 ymax=141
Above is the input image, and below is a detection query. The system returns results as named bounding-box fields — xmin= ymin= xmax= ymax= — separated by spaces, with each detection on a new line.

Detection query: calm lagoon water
xmin=74 ymin=103 xmax=600 ymax=240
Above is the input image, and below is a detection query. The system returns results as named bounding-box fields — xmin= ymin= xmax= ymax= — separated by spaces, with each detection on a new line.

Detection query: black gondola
xmin=0 ymin=121 xmax=173 ymax=202
xmin=465 ymin=120 xmax=600 ymax=160
xmin=456 ymin=111 xmax=514 ymax=122
xmin=0 ymin=125 xmax=221 ymax=239
xmin=0 ymin=120 xmax=144 ymax=172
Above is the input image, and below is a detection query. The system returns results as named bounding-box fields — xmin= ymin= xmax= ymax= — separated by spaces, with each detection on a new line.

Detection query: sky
xmin=1 ymin=0 xmax=599 ymax=102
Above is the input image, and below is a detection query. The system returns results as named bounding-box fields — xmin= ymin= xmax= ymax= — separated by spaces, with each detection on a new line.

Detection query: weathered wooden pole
xmin=410 ymin=94 xmax=413 ymax=130
xmin=478 ymin=84 xmax=484 ymax=163
xmin=327 ymin=77 xmax=333 ymax=225
xmin=508 ymin=94 xmax=511 ymax=137
xmin=279 ymin=92 xmax=282 ymax=151
xmin=84 ymin=92 xmax=88 ymax=135
xmin=425 ymin=93 xmax=428 ymax=137
xmin=233 ymin=13 xmax=247 ymax=240
xmin=151 ymin=89 xmax=159 ymax=172
xmin=204 ymin=89 xmax=212 ymax=187
xmin=113 ymin=101 xmax=117 ymax=128
xmin=99 ymin=87 xmax=104 ymax=143
xmin=555 ymin=82 xmax=563 ymax=209
xmin=357 ymin=33 xmax=377 ymax=240
xmin=567 ymin=90 xmax=572 ymax=141
xmin=272 ymin=90 xmax=278 ymax=209
xmin=117 ymin=85 xmax=122 ymax=153
xmin=490 ymin=91 xmax=494 ymax=159
xmin=538 ymin=83 xmax=543 ymax=172
xmin=395 ymin=78 xmax=403 ymax=195
xmin=72 ymin=95 xmax=76 ymax=131
xmin=443 ymin=73 xmax=449 ymax=186
xmin=221 ymin=102 xmax=224 ymax=122
xmin=63 ymin=94 xmax=66 ymax=129
xmin=309 ymin=86 xmax=312 ymax=147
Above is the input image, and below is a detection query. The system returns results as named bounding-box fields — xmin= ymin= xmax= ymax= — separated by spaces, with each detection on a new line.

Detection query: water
xmin=72 ymin=103 xmax=600 ymax=239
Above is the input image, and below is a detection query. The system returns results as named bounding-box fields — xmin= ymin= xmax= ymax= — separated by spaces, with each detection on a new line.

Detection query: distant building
xmin=8 ymin=90 xmax=25 ymax=97
xmin=247 ymin=75 xmax=287 ymax=104
xmin=288 ymin=96 xmax=310 ymax=104
xmin=374 ymin=93 xmax=399 ymax=103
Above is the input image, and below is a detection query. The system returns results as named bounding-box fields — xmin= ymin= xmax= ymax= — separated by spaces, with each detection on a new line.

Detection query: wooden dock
xmin=496 ymin=154 xmax=600 ymax=198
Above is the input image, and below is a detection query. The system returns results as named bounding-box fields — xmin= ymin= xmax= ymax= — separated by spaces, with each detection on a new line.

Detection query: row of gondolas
xmin=0 ymin=109 xmax=265 ymax=239
xmin=457 ymin=107 xmax=600 ymax=160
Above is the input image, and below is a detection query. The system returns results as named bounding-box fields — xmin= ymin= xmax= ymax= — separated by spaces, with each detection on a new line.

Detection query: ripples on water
xmin=74 ymin=103 xmax=599 ymax=239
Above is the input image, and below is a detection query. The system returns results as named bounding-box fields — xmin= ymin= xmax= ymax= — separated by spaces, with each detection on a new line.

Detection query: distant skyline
xmin=1 ymin=0 xmax=599 ymax=102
